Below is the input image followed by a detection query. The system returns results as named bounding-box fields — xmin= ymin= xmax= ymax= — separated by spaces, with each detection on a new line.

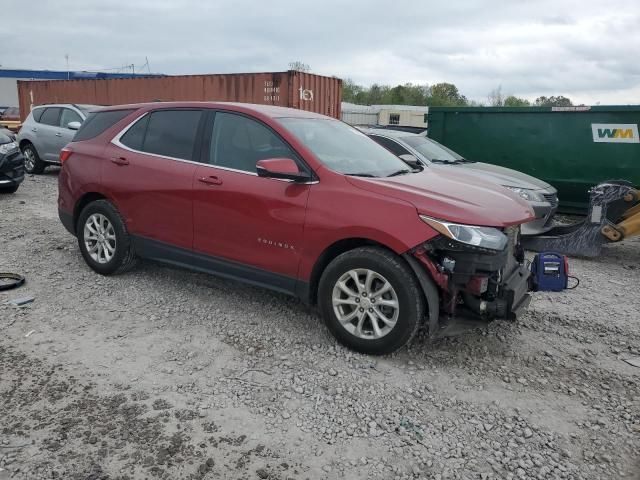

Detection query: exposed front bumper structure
xmin=410 ymin=226 xmax=531 ymax=334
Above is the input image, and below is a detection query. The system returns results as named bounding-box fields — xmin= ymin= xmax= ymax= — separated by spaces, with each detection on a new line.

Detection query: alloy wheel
xmin=23 ymin=148 xmax=36 ymax=171
xmin=84 ymin=213 xmax=117 ymax=264
xmin=331 ymin=268 xmax=399 ymax=340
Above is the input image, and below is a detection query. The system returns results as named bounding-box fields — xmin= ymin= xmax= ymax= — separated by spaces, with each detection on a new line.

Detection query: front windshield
xmin=278 ymin=118 xmax=410 ymax=177
xmin=403 ymin=136 xmax=464 ymax=162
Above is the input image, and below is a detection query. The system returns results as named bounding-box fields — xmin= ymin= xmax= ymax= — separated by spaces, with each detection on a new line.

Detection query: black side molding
xmin=132 ymin=235 xmax=306 ymax=298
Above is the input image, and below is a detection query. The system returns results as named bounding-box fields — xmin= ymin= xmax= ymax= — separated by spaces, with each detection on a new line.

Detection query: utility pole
xmin=65 ymin=54 xmax=69 ymax=79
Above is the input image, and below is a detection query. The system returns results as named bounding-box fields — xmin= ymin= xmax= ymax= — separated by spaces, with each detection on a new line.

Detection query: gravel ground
xmin=1 ymin=173 xmax=639 ymax=480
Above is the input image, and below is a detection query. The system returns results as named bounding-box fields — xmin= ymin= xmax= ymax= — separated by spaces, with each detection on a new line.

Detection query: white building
xmin=341 ymin=102 xmax=428 ymax=128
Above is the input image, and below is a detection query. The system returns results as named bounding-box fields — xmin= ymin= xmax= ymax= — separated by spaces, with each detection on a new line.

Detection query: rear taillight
xmin=60 ymin=147 xmax=73 ymax=164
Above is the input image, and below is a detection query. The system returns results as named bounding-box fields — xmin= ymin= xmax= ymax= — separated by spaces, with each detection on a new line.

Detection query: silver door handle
xmin=55 ymin=133 xmax=62 ymax=137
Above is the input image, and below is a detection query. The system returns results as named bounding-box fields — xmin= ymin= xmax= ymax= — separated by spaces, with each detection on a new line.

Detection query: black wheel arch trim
xmin=403 ymin=253 xmax=440 ymax=335
xmin=59 ymin=208 xmax=75 ymax=235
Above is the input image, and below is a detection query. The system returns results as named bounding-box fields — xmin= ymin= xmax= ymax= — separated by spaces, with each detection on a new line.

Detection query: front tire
xmin=318 ymin=247 xmax=425 ymax=355
xmin=77 ymin=200 xmax=137 ymax=275
xmin=22 ymin=143 xmax=45 ymax=174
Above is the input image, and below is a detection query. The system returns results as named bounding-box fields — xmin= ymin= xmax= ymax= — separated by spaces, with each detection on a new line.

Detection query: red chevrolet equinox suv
xmin=58 ymin=102 xmax=533 ymax=355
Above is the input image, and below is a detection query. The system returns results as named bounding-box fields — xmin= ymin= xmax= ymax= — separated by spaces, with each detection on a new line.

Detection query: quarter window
xmin=32 ymin=108 xmax=45 ymax=123
xmin=370 ymin=135 xmax=411 ymax=157
xmin=209 ymin=112 xmax=297 ymax=173
xmin=39 ymin=108 xmax=61 ymax=126
xmin=120 ymin=115 xmax=149 ymax=151
xmin=74 ymin=109 xmax=135 ymax=142
xmin=142 ymin=110 xmax=202 ymax=161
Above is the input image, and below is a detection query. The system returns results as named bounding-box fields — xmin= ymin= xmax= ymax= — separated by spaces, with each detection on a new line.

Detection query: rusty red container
xmin=18 ymin=71 xmax=342 ymax=121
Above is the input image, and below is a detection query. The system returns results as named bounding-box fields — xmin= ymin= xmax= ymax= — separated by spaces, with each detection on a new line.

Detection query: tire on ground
xmin=318 ymin=246 xmax=425 ymax=355
xmin=22 ymin=143 xmax=45 ymax=174
xmin=76 ymin=199 xmax=137 ymax=275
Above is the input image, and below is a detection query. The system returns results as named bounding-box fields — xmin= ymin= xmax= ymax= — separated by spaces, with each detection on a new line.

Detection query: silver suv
xmin=17 ymin=104 xmax=98 ymax=174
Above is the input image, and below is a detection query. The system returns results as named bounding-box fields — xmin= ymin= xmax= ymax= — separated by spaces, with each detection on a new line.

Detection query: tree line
xmin=286 ymin=62 xmax=575 ymax=107
xmin=342 ymin=79 xmax=573 ymax=107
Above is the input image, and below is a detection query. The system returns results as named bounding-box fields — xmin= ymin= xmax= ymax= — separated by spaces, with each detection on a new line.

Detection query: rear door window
xmin=74 ymin=109 xmax=135 ymax=142
xmin=208 ymin=112 xmax=298 ymax=173
xmin=39 ymin=108 xmax=61 ymax=127
xmin=141 ymin=110 xmax=202 ymax=161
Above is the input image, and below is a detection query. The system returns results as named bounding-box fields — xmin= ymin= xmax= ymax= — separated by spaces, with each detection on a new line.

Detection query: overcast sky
xmin=4 ymin=0 xmax=639 ymax=104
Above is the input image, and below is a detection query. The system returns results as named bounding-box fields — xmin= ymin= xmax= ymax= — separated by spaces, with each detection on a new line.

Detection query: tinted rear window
xmin=141 ymin=110 xmax=202 ymax=160
xmin=73 ymin=109 xmax=135 ymax=142
xmin=40 ymin=108 xmax=61 ymax=126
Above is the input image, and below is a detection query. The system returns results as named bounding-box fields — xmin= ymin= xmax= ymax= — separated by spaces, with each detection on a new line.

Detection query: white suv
xmin=17 ymin=104 xmax=98 ymax=174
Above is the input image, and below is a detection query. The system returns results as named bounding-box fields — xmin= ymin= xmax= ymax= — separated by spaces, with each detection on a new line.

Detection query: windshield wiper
xmin=387 ymin=169 xmax=412 ymax=177
xmin=431 ymin=159 xmax=457 ymax=164
xmin=346 ymin=172 xmax=378 ymax=177
xmin=431 ymin=158 xmax=475 ymax=164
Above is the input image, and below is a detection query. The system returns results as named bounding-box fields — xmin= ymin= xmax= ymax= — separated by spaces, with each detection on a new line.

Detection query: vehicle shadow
xmin=126 ymin=258 xmax=499 ymax=361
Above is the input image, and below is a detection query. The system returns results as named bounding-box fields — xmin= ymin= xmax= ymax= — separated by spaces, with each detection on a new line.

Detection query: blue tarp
xmin=0 ymin=69 xmax=163 ymax=80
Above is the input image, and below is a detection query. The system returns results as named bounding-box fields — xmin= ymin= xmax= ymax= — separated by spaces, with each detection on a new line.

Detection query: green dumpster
xmin=427 ymin=106 xmax=640 ymax=213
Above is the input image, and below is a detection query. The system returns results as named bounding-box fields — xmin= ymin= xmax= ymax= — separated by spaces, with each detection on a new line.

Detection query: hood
xmin=346 ymin=169 xmax=534 ymax=227
xmin=433 ymin=161 xmax=553 ymax=191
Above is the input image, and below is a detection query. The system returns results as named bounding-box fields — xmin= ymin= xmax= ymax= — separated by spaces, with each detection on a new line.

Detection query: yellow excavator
xmin=523 ymin=181 xmax=640 ymax=257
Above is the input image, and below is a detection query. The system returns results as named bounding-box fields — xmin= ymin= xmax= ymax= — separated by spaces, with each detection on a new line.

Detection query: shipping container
xmin=427 ymin=106 xmax=640 ymax=212
xmin=17 ymin=70 xmax=341 ymax=121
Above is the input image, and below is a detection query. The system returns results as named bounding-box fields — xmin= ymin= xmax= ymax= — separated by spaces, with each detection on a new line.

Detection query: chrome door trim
xmin=111 ymin=112 xmax=318 ymax=184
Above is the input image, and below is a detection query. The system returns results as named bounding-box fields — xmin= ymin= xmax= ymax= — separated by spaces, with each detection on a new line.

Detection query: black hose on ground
xmin=0 ymin=273 xmax=25 ymax=291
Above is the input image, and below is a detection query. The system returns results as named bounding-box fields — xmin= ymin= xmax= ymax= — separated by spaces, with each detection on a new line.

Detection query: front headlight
xmin=0 ymin=142 xmax=17 ymax=155
xmin=503 ymin=186 xmax=544 ymax=202
xmin=420 ymin=215 xmax=508 ymax=251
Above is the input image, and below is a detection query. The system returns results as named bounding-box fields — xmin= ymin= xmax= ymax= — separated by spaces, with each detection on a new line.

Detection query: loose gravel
xmin=1 ymin=173 xmax=639 ymax=480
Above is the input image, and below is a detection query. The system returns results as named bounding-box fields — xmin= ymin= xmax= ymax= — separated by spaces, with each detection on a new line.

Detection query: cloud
xmin=3 ymin=0 xmax=639 ymax=104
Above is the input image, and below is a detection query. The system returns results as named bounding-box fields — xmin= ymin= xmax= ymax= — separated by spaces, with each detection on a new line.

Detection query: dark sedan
xmin=0 ymin=131 xmax=24 ymax=193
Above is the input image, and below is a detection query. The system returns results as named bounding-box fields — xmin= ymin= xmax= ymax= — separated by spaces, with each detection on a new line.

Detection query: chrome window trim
xmin=111 ymin=111 xmax=318 ymax=184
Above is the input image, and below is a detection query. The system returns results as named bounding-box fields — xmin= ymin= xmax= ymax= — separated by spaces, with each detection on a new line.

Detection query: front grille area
xmin=543 ymin=192 xmax=559 ymax=207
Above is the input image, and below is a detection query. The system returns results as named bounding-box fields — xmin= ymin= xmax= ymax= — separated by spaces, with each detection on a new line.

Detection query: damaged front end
xmin=407 ymin=217 xmax=531 ymax=335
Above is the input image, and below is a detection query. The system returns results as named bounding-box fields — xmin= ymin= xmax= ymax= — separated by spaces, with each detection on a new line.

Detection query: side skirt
xmin=131 ymin=235 xmax=306 ymax=299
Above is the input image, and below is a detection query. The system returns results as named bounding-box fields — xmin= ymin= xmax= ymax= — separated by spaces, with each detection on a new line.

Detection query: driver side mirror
xmin=399 ymin=154 xmax=421 ymax=168
xmin=67 ymin=121 xmax=81 ymax=130
xmin=256 ymin=158 xmax=311 ymax=182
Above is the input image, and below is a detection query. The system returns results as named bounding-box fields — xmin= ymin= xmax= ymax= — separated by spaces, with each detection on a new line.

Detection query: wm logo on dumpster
xmin=591 ymin=123 xmax=639 ymax=143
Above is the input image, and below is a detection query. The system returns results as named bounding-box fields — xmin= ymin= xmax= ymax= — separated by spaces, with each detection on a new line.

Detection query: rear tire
xmin=22 ymin=143 xmax=45 ymax=174
xmin=0 ymin=185 xmax=19 ymax=194
xmin=77 ymin=200 xmax=137 ymax=275
xmin=318 ymin=247 xmax=424 ymax=355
